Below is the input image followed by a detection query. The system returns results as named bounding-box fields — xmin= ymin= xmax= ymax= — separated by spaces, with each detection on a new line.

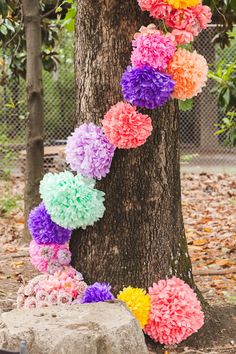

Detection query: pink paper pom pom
xmin=171 ymin=29 xmax=194 ymax=45
xmin=102 ymin=102 xmax=153 ymax=149
xmin=138 ymin=0 xmax=172 ymax=20
xmin=29 ymin=240 xmax=71 ymax=274
xmin=145 ymin=277 xmax=204 ymax=345
xmin=131 ymin=32 xmax=176 ymax=71
xmin=166 ymin=5 xmax=212 ymax=37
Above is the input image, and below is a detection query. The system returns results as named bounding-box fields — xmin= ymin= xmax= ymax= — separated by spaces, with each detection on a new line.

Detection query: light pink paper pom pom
xmin=131 ymin=32 xmax=176 ymax=71
xmin=145 ymin=277 xmax=204 ymax=345
xmin=24 ymin=296 xmax=37 ymax=309
xmin=102 ymin=102 xmax=153 ymax=149
xmin=29 ymin=240 xmax=71 ymax=274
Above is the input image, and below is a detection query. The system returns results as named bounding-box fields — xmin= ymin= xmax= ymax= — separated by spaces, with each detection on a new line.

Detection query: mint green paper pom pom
xmin=39 ymin=171 xmax=105 ymax=230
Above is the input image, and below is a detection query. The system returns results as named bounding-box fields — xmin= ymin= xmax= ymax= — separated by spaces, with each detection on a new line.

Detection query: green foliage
xmin=0 ymin=1 xmax=64 ymax=81
xmin=0 ymin=186 xmax=21 ymax=215
xmin=57 ymin=0 xmax=76 ymax=32
xmin=178 ymin=99 xmax=193 ymax=112
xmin=0 ymin=129 xmax=19 ymax=179
xmin=204 ymin=0 xmax=236 ymax=48
xmin=180 ymin=154 xmax=199 ymax=164
xmin=214 ymin=111 xmax=236 ymax=147
xmin=208 ymin=60 xmax=236 ymax=113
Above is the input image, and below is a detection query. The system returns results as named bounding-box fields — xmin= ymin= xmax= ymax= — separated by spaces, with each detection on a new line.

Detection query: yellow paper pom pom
xmin=117 ymin=286 xmax=150 ymax=328
xmin=164 ymin=0 xmax=201 ymax=9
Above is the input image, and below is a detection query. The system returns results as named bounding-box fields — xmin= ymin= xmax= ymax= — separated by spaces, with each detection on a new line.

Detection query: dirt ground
xmin=0 ymin=173 xmax=235 ymax=353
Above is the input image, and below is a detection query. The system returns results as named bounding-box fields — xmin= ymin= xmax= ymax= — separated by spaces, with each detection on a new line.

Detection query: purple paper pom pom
xmin=65 ymin=123 xmax=115 ymax=180
xmin=82 ymin=282 xmax=114 ymax=304
xmin=121 ymin=65 xmax=175 ymax=109
xmin=28 ymin=203 xmax=72 ymax=245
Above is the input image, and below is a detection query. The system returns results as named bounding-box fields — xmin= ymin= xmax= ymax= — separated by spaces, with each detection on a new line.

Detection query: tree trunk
xmin=71 ymin=0 xmax=194 ymax=294
xmin=22 ymin=0 xmax=44 ymax=242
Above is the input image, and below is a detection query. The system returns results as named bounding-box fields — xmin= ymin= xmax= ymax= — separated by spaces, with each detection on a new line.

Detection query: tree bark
xmin=71 ymin=0 xmax=194 ymax=294
xmin=22 ymin=0 xmax=44 ymax=242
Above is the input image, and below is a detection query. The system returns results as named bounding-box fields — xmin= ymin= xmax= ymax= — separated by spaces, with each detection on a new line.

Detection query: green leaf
xmin=214 ymin=129 xmax=226 ymax=136
xmin=4 ymin=19 xmax=15 ymax=33
xmin=0 ymin=24 xmax=8 ymax=35
xmin=178 ymin=99 xmax=193 ymax=112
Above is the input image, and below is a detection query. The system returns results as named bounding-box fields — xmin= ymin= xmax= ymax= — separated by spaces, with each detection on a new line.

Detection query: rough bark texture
xmin=22 ymin=0 xmax=44 ymax=242
xmin=71 ymin=0 xmax=194 ymax=294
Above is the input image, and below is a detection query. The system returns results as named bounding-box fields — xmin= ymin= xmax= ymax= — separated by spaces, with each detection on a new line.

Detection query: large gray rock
xmin=0 ymin=301 xmax=148 ymax=354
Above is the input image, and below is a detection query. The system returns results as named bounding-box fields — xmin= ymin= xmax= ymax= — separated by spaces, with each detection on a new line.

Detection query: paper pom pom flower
xmin=65 ymin=123 xmax=115 ymax=180
xmin=28 ymin=203 xmax=72 ymax=245
xmin=166 ymin=5 xmax=212 ymax=37
xmin=138 ymin=0 xmax=172 ymax=20
xmin=40 ymin=171 xmax=105 ymax=229
xmin=121 ymin=66 xmax=175 ymax=109
xmin=167 ymin=48 xmax=208 ymax=100
xmin=145 ymin=277 xmax=204 ymax=345
xmin=133 ymin=24 xmax=161 ymax=39
xmin=117 ymin=287 xmax=150 ymax=329
xmin=164 ymin=0 xmax=200 ymax=9
xmin=17 ymin=267 xmax=87 ymax=309
xmin=29 ymin=240 xmax=71 ymax=274
xmin=171 ymin=29 xmax=194 ymax=45
xmin=131 ymin=32 xmax=176 ymax=71
xmin=102 ymin=102 xmax=152 ymax=149
xmin=82 ymin=282 xmax=114 ymax=303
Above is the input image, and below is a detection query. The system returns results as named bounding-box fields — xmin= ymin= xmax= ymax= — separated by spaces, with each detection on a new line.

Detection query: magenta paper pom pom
xmin=102 ymin=102 xmax=153 ymax=149
xmin=29 ymin=240 xmax=71 ymax=274
xmin=131 ymin=32 xmax=176 ymax=71
xmin=65 ymin=123 xmax=115 ymax=180
xmin=28 ymin=203 xmax=72 ymax=245
xmin=145 ymin=277 xmax=204 ymax=345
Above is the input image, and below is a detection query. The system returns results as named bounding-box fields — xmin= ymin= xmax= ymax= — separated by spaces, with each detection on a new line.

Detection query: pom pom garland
xmin=29 ymin=240 xmax=71 ymax=274
xmin=121 ymin=66 xmax=175 ymax=109
xmin=28 ymin=203 xmax=72 ymax=245
xmin=117 ymin=287 xmax=150 ymax=329
xmin=145 ymin=277 xmax=204 ymax=345
xmin=167 ymin=48 xmax=208 ymax=100
xmin=131 ymin=32 xmax=176 ymax=71
xmin=40 ymin=171 xmax=105 ymax=229
xmin=18 ymin=0 xmax=207 ymax=346
xmin=82 ymin=283 xmax=114 ymax=303
xmin=102 ymin=102 xmax=153 ymax=149
xmin=65 ymin=123 xmax=115 ymax=180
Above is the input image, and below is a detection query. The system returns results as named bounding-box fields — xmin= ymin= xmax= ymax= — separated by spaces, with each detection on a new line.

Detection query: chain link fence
xmin=0 ymin=26 xmax=235 ymax=177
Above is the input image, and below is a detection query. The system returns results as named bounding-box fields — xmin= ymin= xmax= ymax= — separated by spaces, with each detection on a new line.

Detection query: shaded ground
xmin=0 ymin=173 xmax=235 ymax=353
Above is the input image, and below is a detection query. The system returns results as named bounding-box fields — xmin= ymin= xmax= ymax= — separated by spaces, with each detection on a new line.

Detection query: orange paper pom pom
xmin=167 ymin=48 xmax=208 ymax=100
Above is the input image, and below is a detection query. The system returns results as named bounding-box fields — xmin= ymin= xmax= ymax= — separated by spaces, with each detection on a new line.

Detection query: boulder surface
xmin=0 ymin=301 xmax=148 ymax=354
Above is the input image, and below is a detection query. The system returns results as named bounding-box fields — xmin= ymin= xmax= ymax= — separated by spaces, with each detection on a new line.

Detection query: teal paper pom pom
xmin=40 ymin=171 xmax=105 ymax=229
